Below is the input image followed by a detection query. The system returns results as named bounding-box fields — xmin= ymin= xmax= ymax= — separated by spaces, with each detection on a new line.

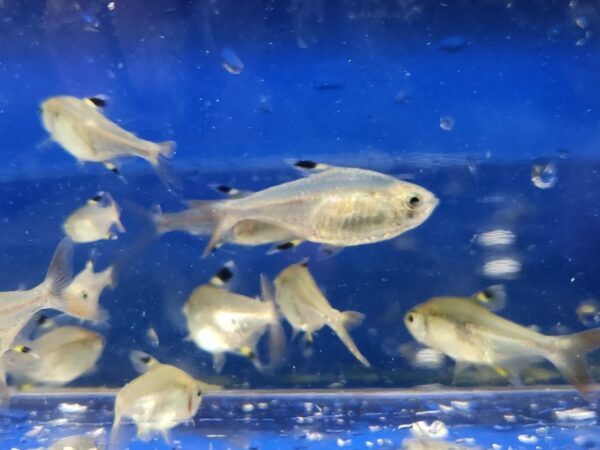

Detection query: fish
xmin=110 ymin=352 xmax=209 ymax=446
xmin=63 ymin=192 xmax=125 ymax=243
xmin=65 ymin=260 xmax=113 ymax=320
xmin=0 ymin=238 xmax=101 ymax=404
xmin=187 ymin=160 xmax=438 ymax=256
xmin=47 ymin=432 xmax=104 ymax=450
xmin=150 ymin=185 xmax=302 ymax=252
xmin=274 ymin=260 xmax=370 ymax=367
xmin=40 ymin=95 xmax=177 ymax=189
xmin=5 ymin=325 xmax=104 ymax=386
xmin=402 ymin=437 xmax=479 ymax=450
xmin=182 ymin=264 xmax=285 ymax=373
xmin=404 ymin=289 xmax=600 ymax=398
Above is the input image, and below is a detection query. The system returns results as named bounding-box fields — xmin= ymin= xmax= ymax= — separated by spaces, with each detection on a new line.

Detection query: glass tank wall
xmin=0 ymin=1 xmax=599 ymax=449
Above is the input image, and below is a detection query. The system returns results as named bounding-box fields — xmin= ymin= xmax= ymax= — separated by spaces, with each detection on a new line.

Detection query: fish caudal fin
xmin=150 ymin=141 xmax=181 ymax=193
xmin=330 ymin=310 xmax=370 ymax=367
xmin=110 ymin=409 xmax=122 ymax=448
xmin=0 ymin=364 xmax=8 ymax=407
xmin=549 ymin=329 xmax=600 ymax=398
xmin=45 ymin=238 xmax=106 ymax=322
xmin=260 ymin=274 xmax=286 ymax=371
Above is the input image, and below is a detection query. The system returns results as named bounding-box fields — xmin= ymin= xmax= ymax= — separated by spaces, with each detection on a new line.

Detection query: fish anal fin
xmin=213 ymin=353 xmax=225 ymax=373
xmin=495 ymin=365 xmax=523 ymax=387
xmin=452 ymin=361 xmax=472 ymax=385
xmin=330 ymin=313 xmax=370 ymax=367
xmin=267 ymin=239 xmax=303 ymax=255
xmin=317 ymin=244 xmax=343 ymax=259
xmin=203 ymin=213 xmax=238 ymax=257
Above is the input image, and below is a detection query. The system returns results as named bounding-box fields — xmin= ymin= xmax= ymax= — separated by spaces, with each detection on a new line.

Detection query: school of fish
xmin=0 ymin=94 xmax=593 ymax=448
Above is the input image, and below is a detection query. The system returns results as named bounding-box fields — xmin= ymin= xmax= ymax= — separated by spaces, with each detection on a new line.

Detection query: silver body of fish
xmin=63 ymin=192 xmax=125 ymax=243
xmin=274 ymin=261 xmax=370 ymax=367
xmin=405 ymin=296 xmax=600 ymax=397
xmin=183 ymin=282 xmax=280 ymax=372
xmin=192 ymin=165 xmax=438 ymax=255
xmin=6 ymin=325 xmax=104 ymax=386
xmin=0 ymin=238 xmax=102 ymax=403
xmin=111 ymin=362 xmax=204 ymax=445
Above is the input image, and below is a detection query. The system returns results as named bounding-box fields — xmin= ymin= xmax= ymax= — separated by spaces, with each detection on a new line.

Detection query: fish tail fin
xmin=150 ymin=141 xmax=181 ymax=193
xmin=548 ymin=329 xmax=600 ymax=399
xmin=44 ymin=238 xmax=106 ymax=322
xmin=260 ymin=274 xmax=286 ymax=371
xmin=42 ymin=238 xmax=75 ymax=314
xmin=330 ymin=310 xmax=370 ymax=367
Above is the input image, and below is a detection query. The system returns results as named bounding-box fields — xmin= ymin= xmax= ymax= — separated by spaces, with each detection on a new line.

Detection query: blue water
xmin=3 ymin=390 xmax=599 ymax=449
xmin=1 ymin=0 xmax=600 ymax=448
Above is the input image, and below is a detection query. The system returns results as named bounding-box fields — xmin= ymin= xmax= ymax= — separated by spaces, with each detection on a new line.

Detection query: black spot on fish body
xmin=215 ymin=266 xmax=233 ymax=283
xmin=277 ymin=242 xmax=295 ymax=251
xmin=295 ymin=160 xmax=317 ymax=169
xmin=216 ymin=185 xmax=232 ymax=194
xmin=87 ymin=97 xmax=107 ymax=108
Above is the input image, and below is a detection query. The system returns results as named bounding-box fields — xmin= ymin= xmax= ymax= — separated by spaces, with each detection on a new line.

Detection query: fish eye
xmin=196 ymin=389 xmax=203 ymax=397
xmin=407 ymin=313 xmax=415 ymax=323
xmin=408 ymin=195 xmax=422 ymax=209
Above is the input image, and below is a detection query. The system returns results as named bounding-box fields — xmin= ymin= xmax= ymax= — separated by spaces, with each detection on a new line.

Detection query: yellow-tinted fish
xmin=0 ymin=238 xmax=99 ymax=403
xmin=63 ymin=192 xmax=125 ymax=243
xmin=182 ymin=264 xmax=285 ymax=372
xmin=110 ymin=353 xmax=208 ymax=446
xmin=404 ymin=290 xmax=600 ymax=397
xmin=274 ymin=260 xmax=370 ymax=367
xmin=187 ymin=161 xmax=438 ymax=256
xmin=40 ymin=95 xmax=177 ymax=188
xmin=47 ymin=431 xmax=104 ymax=450
xmin=5 ymin=325 xmax=104 ymax=386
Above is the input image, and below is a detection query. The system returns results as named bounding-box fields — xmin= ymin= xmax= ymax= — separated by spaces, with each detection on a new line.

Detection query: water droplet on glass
xmin=531 ymin=161 xmax=557 ymax=189
xmin=221 ymin=48 xmax=244 ymax=75
xmin=439 ymin=116 xmax=455 ymax=131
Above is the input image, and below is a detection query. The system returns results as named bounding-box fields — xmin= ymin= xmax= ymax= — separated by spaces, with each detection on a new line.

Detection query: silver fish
xmin=63 ymin=192 xmax=125 ymax=243
xmin=152 ymin=185 xmax=302 ymax=252
xmin=404 ymin=292 xmax=600 ymax=397
xmin=0 ymin=238 xmax=100 ymax=403
xmin=47 ymin=432 xmax=104 ymax=450
xmin=274 ymin=260 xmax=370 ymax=367
xmin=188 ymin=161 xmax=438 ymax=256
xmin=182 ymin=265 xmax=284 ymax=372
xmin=40 ymin=95 xmax=177 ymax=188
xmin=110 ymin=353 xmax=207 ymax=446
xmin=65 ymin=260 xmax=113 ymax=319
xmin=6 ymin=325 xmax=104 ymax=386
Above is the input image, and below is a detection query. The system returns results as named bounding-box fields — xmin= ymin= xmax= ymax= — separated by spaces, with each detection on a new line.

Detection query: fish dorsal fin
xmin=84 ymin=96 xmax=107 ymax=108
xmin=469 ymin=285 xmax=506 ymax=311
xmin=209 ymin=261 xmax=234 ymax=288
xmin=129 ymin=351 xmax=159 ymax=373
xmin=286 ymin=159 xmax=333 ymax=174
xmin=87 ymin=191 xmax=113 ymax=208
xmin=209 ymin=184 xmax=253 ymax=199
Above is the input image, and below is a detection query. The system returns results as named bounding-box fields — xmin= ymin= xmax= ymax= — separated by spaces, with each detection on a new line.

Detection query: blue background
xmin=0 ymin=0 xmax=599 ymax=390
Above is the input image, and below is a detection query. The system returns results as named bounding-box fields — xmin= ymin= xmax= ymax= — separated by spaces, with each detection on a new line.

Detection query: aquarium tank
xmin=1 ymin=0 xmax=600 ymax=449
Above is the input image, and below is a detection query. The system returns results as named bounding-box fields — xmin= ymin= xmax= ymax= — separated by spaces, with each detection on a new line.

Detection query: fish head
xmin=40 ymin=97 xmax=62 ymax=134
xmin=392 ymin=182 xmax=439 ymax=228
xmin=404 ymin=305 xmax=429 ymax=344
